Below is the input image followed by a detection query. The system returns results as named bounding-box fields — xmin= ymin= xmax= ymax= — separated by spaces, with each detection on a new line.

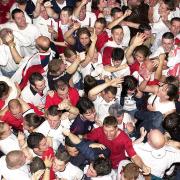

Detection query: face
xmin=2 ymin=123 xmax=11 ymax=137
xmin=114 ymin=12 xmax=123 ymax=19
xmin=127 ymin=88 xmax=136 ymax=95
xmin=14 ymin=12 xmax=27 ymax=29
xmin=60 ymin=10 xmax=71 ymax=25
xmin=9 ymin=104 xmax=22 ymax=119
xmin=134 ymin=51 xmax=145 ymax=63
xmin=162 ymin=38 xmax=174 ymax=53
xmin=103 ymin=91 xmax=116 ymax=103
xmin=34 ymin=80 xmax=46 ymax=93
xmin=86 ymin=164 xmax=97 ymax=177
xmin=79 ymin=33 xmax=90 ymax=47
xmin=66 ymin=54 xmax=77 ymax=63
xmin=157 ymin=84 xmax=169 ymax=100
xmin=116 ymin=114 xmax=124 ymax=124
xmin=40 ymin=6 xmax=49 ymax=20
xmin=112 ymin=28 xmax=124 ymax=45
xmin=170 ymin=20 xmax=180 ymax=36
xmin=112 ymin=59 xmax=122 ymax=67
xmin=99 ymin=0 xmax=107 ymax=8
xmin=79 ymin=5 xmax=86 ymax=20
xmin=103 ymin=125 xmax=118 ymax=140
xmin=57 ymin=84 xmax=69 ymax=98
xmin=66 ymin=145 xmax=79 ymax=157
xmin=83 ymin=108 xmax=96 ymax=121
xmin=53 ymin=158 xmax=66 ymax=172
xmin=47 ymin=114 xmax=61 ymax=129
xmin=143 ymin=30 xmax=151 ymax=39
xmin=38 ymin=138 xmax=49 ymax=152
xmin=95 ymin=22 xmax=104 ymax=35
xmin=158 ymin=2 xmax=168 ymax=15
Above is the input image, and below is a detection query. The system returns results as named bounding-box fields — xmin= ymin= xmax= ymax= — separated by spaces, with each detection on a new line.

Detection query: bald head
xmin=148 ymin=129 xmax=165 ymax=149
xmin=36 ymin=36 xmax=50 ymax=52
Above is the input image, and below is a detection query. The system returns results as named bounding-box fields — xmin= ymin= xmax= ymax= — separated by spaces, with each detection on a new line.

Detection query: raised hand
xmin=72 ymin=21 xmax=81 ymax=30
xmin=44 ymin=1 xmax=53 ymax=8
xmin=110 ymin=77 xmax=124 ymax=87
xmin=44 ymin=155 xmax=53 ymax=168
xmin=132 ymin=33 xmax=146 ymax=47
xmin=5 ymin=32 xmax=14 ymax=45
xmin=90 ymin=29 xmax=97 ymax=43
xmin=123 ymin=9 xmax=132 ymax=18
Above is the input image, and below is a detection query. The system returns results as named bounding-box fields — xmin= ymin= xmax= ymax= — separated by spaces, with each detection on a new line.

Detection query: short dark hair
xmin=166 ymin=83 xmax=179 ymax=101
xmin=170 ymin=17 xmax=180 ymax=24
xmin=61 ymin=6 xmax=73 ymax=16
xmin=123 ymin=163 xmax=140 ymax=179
xmin=11 ymin=8 xmax=24 ymax=19
xmin=46 ymin=105 xmax=62 ymax=117
xmin=84 ymin=75 xmax=97 ymax=97
xmin=134 ymin=45 xmax=150 ymax=58
xmin=77 ymin=97 xmax=94 ymax=114
xmin=30 ymin=157 xmax=45 ymax=174
xmin=139 ymin=23 xmax=151 ymax=33
xmin=24 ymin=113 xmax=45 ymax=129
xmin=111 ymin=7 xmax=122 ymax=17
xmin=162 ymin=32 xmax=174 ymax=40
xmin=95 ymin=18 xmax=107 ymax=28
xmin=104 ymin=86 xmax=117 ymax=96
xmin=103 ymin=116 xmax=118 ymax=127
xmin=77 ymin=27 xmax=91 ymax=38
xmin=0 ymin=81 xmax=9 ymax=99
xmin=48 ymin=58 xmax=63 ymax=74
xmin=54 ymin=79 xmax=69 ymax=91
xmin=112 ymin=48 xmax=124 ymax=61
xmin=29 ymin=72 xmax=44 ymax=86
xmin=93 ymin=158 xmax=112 ymax=176
xmin=111 ymin=25 xmax=123 ymax=34
xmin=55 ymin=150 xmax=70 ymax=163
xmin=27 ymin=132 xmax=45 ymax=149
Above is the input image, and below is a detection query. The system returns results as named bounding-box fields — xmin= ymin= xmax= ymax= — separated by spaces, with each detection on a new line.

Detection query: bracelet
xmin=45 ymin=167 xmax=51 ymax=170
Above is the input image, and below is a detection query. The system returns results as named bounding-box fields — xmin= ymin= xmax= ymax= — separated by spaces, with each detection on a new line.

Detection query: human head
xmin=147 ymin=129 xmax=165 ymax=149
xmin=8 ymin=99 xmax=22 ymax=119
xmin=102 ymin=86 xmax=117 ymax=103
xmin=6 ymin=150 xmax=26 ymax=169
xmin=109 ymin=103 xmax=125 ymax=125
xmin=111 ymin=25 xmax=124 ymax=45
xmin=86 ymin=158 xmax=111 ymax=177
xmin=53 ymin=151 xmax=70 ymax=172
xmin=64 ymin=136 xmax=79 ymax=157
xmin=170 ymin=17 xmax=180 ymax=36
xmin=30 ymin=156 xmax=45 ymax=174
xmin=122 ymin=163 xmax=140 ymax=180
xmin=54 ymin=80 xmax=69 ymax=99
xmin=165 ymin=75 xmax=179 ymax=88
xmin=111 ymin=48 xmax=124 ymax=67
xmin=23 ymin=113 xmax=45 ymax=133
xmin=48 ymin=58 xmax=66 ymax=75
xmin=157 ymin=83 xmax=178 ymax=101
xmin=77 ymin=27 xmax=91 ymax=47
xmin=0 ymin=122 xmax=11 ymax=140
xmin=64 ymin=48 xmax=77 ymax=63
xmin=35 ymin=36 xmax=51 ymax=53
xmin=121 ymin=75 xmax=138 ymax=97
xmin=76 ymin=0 xmax=86 ymax=21
xmin=162 ymin=32 xmax=174 ymax=53
xmin=0 ymin=28 xmax=13 ymax=45
xmin=60 ymin=6 xmax=73 ymax=25
xmin=45 ymin=105 xmax=62 ymax=129
xmin=83 ymin=75 xmax=98 ymax=97
xmin=39 ymin=5 xmax=49 ymax=20
xmin=158 ymin=0 xmax=175 ymax=16
xmin=29 ymin=72 xmax=46 ymax=93
xmin=139 ymin=23 xmax=152 ymax=39
xmin=77 ymin=97 xmax=96 ymax=121
xmin=111 ymin=7 xmax=123 ymax=19
xmin=91 ymin=0 xmax=107 ymax=11
xmin=0 ymin=81 xmax=9 ymax=100
xmin=94 ymin=18 xmax=107 ymax=35
xmin=133 ymin=45 xmax=150 ymax=63
xmin=11 ymin=8 xmax=27 ymax=29
xmin=163 ymin=113 xmax=180 ymax=141
xmin=103 ymin=116 xmax=118 ymax=140
xmin=27 ymin=132 xmax=49 ymax=155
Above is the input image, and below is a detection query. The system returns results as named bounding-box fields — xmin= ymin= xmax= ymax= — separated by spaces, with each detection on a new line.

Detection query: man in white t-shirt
xmin=133 ymin=129 xmax=180 ymax=178
xmin=53 ymin=150 xmax=83 ymax=180
xmin=0 ymin=150 xmax=31 ymax=180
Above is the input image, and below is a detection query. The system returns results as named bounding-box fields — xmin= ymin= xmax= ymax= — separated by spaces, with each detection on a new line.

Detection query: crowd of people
xmin=0 ymin=0 xmax=180 ymax=179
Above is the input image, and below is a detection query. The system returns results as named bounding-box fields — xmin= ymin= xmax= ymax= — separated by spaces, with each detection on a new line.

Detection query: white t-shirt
xmin=148 ymin=94 xmax=176 ymax=114
xmin=55 ymin=162 xmax=83 ymax=180
xmin=0 ymin=133 xmax=20 ymax=154
xmin=133 ymin=143 xmax=180 ymax=178
xmin=0 ymin=156 xmax=31 ymax=180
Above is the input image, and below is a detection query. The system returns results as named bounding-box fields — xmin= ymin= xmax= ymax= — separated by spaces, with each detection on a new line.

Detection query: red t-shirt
xmin=102 ymin=46 xmax=113 ymax=66
xmin=96 ymin=31 xmax=109 ymax=52
xmin=45 ymin=87 xmax=79 ymax=109
xmin=86 ymin=127 xmax=136 ymax=169
xmin=0 ymin=99 xmax=5 ymax=110
xmin=129 ymin=60 xmax=140 ymax=75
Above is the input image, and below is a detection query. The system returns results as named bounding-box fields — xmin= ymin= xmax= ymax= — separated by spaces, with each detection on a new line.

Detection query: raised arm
xmin=44 ymin=1 xmax=59 ymax=19
xmin=73 ymin=0 xmax=88 ymax=18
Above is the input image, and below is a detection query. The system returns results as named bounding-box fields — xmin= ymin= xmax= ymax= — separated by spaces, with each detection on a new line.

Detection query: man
xmin=53 ymin=150 xmax=83 ymax=180
xmin=37 ymin=105 xmax=78 ymax=150
xmin=86 ymin=116 xmax=150 ymax=174
xmin=0 ymin=150 xmax=31 ymax=180
xmin=21 ymin=72 xmax=49 ymax=111
xmin=88 ymin=77 xmax=123 ymax=123
xmin=133 ymin=129 xmax=180 ymax=178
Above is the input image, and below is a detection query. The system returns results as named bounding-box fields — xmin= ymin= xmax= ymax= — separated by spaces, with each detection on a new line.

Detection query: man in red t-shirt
xmin=86 ymin=116 xmax=150 ymax=174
